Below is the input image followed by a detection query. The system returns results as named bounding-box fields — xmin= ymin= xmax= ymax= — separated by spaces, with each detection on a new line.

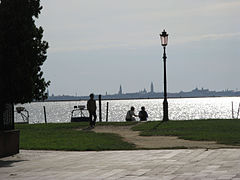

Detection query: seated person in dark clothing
xmin=138 ymin=106 xmax=148 ymax=121
xmin=125 ymin=106 xmax=138 ymax=121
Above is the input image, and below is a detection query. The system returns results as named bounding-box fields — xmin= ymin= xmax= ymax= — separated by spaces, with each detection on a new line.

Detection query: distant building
xmin=192 ymin=87 xmax=209 ymax=93
xmin=118 ymin=85 xmax=123 ymax=95
xmin=142 ymin=88 xmax=147 ymax=94
xmin=46 ymin=83 xmax=240 ymax=101
xmin=143 ymin=88 xmax=147 ymax=94
xmin=139 ymin=88 xmax=147 ymax=94
xmin=150 ymin=82 xmax=154 ymax=93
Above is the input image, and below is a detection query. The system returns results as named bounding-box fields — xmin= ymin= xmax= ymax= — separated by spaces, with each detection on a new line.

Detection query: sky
xmin=39 ymin=0 xmax=240 ymax=96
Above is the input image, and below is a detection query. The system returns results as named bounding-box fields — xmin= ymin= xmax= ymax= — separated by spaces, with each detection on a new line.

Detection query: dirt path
xmin=93 ymin=125 xmax=237 ymax=149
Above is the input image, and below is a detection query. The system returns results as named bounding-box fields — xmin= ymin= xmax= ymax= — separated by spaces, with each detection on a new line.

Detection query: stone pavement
xmin=1 ymin=149 xmax=240 ymax=180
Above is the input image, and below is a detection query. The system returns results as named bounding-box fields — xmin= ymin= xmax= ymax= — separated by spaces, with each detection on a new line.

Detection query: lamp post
xmin=160 ymin=29 xmax=169 ymax=122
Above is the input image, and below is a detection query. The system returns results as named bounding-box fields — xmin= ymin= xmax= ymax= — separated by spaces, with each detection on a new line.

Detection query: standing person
xmin=125 ymin=106 xmax=138 ymax=121
xmin=138 ymin=106 xmax=148 ymax=121
xmin=87 ymin=93 xmax=97 ymax=127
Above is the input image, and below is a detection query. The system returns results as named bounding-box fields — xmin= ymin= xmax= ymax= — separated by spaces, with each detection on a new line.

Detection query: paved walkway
xmin=1 ymin=149 xmax=240 ymax=180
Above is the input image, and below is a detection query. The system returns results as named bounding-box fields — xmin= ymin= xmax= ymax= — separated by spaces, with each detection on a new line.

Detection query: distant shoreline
xmin=45 ymin=88 xmax=240 ymax=102
xmin=39 ymin=95 xmax=240 ymax=103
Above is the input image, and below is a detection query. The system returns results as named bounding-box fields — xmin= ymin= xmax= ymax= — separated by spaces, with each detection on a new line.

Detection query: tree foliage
xmin=0 ymin=0 xmax=50 ymax=106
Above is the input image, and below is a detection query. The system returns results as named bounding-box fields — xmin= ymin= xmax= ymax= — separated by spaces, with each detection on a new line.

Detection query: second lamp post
xmin=160 ymin=29 xmax=169 ymax=122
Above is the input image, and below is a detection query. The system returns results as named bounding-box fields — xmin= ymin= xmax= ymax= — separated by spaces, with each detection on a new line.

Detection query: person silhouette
xmin=87 ymin=93 xmax=97 ymax=127
xmin=125 ymin=106 xmax=138 ymax=121
xmin=138 ymin=106 xmax=148 ymax=121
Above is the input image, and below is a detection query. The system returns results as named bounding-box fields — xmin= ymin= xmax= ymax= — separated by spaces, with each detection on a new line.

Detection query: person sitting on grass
xmin=138 ymin=106 xmax=148 ymax=121
xmin=125 ymin=106 xmax=138 ymax=121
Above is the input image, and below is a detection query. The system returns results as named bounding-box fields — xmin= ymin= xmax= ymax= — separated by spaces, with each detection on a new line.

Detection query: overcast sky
xmin=39 ymin=0 xmax=240 ymax=96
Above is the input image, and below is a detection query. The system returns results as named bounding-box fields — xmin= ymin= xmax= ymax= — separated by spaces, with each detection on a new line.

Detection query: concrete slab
xmin=1 ymin=149 xmax=240 ymax=180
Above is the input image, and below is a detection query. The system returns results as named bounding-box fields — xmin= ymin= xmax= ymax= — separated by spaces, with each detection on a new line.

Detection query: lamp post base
xmin=163 ymin=99 xmax=169 ymax=122
xmin=0 ymin=130 xmax=19 ymax=158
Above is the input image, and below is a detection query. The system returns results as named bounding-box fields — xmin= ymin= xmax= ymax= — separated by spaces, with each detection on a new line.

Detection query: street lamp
xmin=160 ymin=29 xmax=169 ymax=122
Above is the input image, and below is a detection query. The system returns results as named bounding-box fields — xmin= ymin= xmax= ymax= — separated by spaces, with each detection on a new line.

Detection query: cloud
xmin=48 ymin=43 xmax=130 ymax=53
xmin=200 ymin=32 xmax=240 ymax=40
xmin=203 ymin=1 xmax=240 ymax=12
xmin=173 ymin=32 xmax=240 ymax=45
xmin=41 ymin=0 xmax=240 ymax=53
xmin=49 ymin=31 xmax=240 ymax=53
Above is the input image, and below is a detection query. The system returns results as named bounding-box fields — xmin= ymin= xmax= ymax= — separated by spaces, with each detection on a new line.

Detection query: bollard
xmin=99 ymin=95 xmax=102 ymax=122
xmin=43 ymin=106 xmax=47 ymax=123
xmin=106 ymin=102 xmax=109 ymax=122
xmin=237 ymin=103 xmax=240 ymax=119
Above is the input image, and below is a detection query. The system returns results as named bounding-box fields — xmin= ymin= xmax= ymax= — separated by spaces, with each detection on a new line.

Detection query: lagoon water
xmin=15 ymin=97 xmax=240 ymax=123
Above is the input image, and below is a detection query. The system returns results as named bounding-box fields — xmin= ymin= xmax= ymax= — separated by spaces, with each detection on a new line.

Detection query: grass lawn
xmin=16 ymin=122 xmax=135 ymax=151
xmin=132 ymin=119 xmax=240 ymax=146
xmin=16 ymin=119 xmax=240 ymax=151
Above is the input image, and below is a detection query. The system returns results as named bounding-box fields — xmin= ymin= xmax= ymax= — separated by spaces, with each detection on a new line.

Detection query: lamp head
xmin=160 ymin=29 xmax=168 ymax=46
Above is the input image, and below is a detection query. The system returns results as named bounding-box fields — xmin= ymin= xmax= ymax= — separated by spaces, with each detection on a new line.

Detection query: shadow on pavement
xmin=0 ymin=160 xmax=26 ymax=168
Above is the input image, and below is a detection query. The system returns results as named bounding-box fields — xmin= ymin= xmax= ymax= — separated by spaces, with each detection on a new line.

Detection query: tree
xmin=0 ymin=0 xmax=50 ymax=128
xmin=0 ymin=0 xmax=50 ymax=106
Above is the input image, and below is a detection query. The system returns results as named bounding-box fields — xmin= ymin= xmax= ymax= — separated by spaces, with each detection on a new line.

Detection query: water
xmin=14 ymin=97 xmax=240 ymax=123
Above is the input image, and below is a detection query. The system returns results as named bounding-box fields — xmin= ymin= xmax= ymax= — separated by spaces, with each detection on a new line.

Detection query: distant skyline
xmin=49 ymin=83 xmax=238 ymax=97
xmin=39 ymin=0 xmax=240 ymax=96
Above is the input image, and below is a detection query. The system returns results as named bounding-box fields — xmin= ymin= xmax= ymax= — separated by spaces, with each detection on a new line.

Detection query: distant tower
xmin=150 ymin=82 xmax=154 ymax=93
xmin=118 ymin=85 xmax=123 ymax=95
xmin=143 ymin=88 xmax=147 ymax=94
